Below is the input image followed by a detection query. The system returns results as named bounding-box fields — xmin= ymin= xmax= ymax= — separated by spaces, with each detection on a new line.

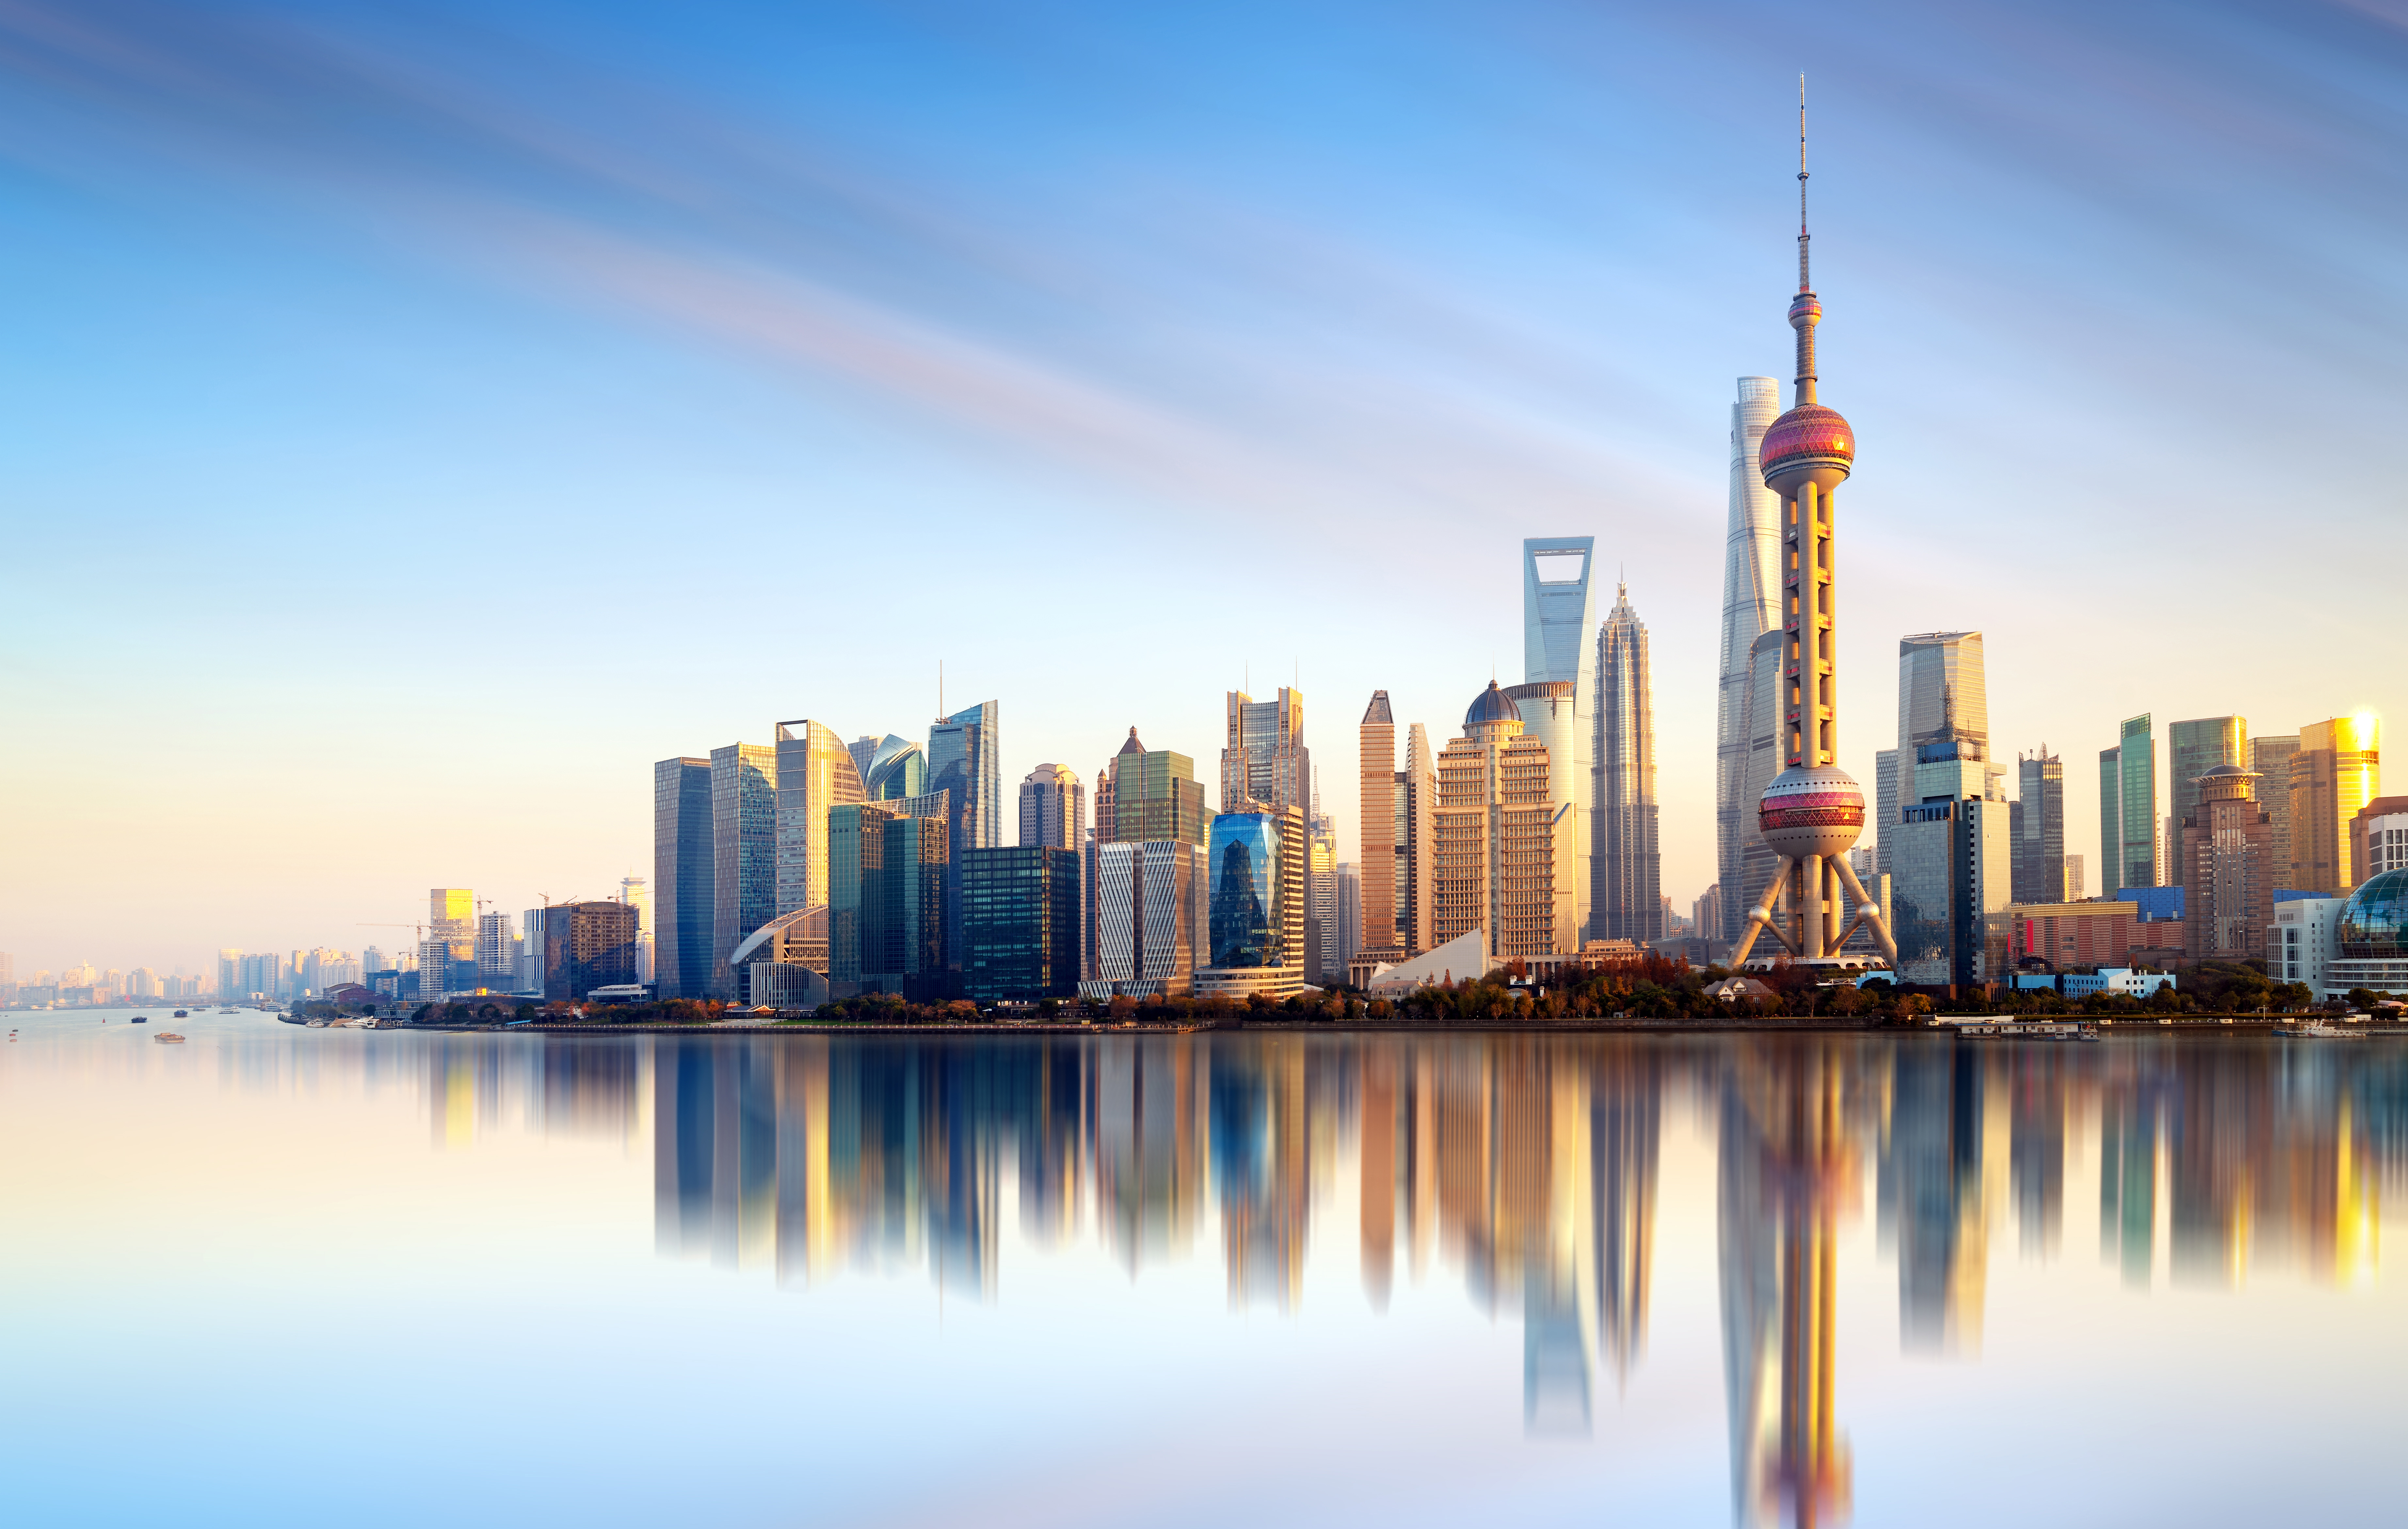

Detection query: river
xmin=4 ymin=1010 xmax=2401 ymax=1526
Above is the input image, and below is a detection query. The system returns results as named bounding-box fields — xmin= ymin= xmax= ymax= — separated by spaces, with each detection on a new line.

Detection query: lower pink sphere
xmin=1758 ymin=764 xmax=1867 ymax=860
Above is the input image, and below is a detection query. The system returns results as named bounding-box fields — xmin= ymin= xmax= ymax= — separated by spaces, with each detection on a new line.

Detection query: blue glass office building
xmin=653 ymin=756 xmax=714 ymax=1000
xmin=930 ymin=700 xmax=1001 ymax=974
xmin=1210 ymin=814 xmax=1281 ymax=967
xmin=830 ymin=800 xmax=953 ymax=1001
xmin=1206 ymin=810 xmax=1304 ymax=972
xmin=962 ymin=846 xmax=1081 ymax=1002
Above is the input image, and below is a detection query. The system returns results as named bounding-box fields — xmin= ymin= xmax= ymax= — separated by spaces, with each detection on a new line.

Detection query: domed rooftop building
xmin=1433 ymin=680 xmax=1563 ymax=965
xmin=2278 ymin=868 xmax=2408 ymax=1002
xmin=2331 ymin=869 xmax=2408 ymax=996
xmin=1463 ymin=681 xmax=1522 ymax=735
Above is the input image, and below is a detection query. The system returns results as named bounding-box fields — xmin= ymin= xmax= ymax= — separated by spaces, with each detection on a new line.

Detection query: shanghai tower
xmin=1727 ymin=92 xmax=1898 ymax=973
xmin=1716 ymin=377 xmax=1783 ymax=943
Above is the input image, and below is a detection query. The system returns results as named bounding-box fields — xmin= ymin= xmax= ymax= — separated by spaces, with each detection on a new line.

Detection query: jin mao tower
xmin=1728 ymin=98 xmax=1898 ymax=973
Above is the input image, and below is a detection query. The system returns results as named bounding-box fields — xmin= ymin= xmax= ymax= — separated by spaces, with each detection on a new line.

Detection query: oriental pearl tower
xmin=1729 ymin=87 xmax=1899 ymax=975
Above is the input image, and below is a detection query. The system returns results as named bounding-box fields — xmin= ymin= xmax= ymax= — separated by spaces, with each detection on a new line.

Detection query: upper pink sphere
xmin=1759 ymin=403 xmax=1854 ymax=495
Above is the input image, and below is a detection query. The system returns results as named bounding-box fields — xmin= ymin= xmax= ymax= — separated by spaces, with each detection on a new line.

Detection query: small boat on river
xmin=2274 ymin=1019 xmax=2364 ymax=1040
xmin=154 ymin=1032 xmax=186 ymax=1044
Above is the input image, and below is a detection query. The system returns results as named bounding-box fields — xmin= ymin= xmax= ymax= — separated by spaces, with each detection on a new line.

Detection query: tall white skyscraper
xmin=1522 ymin=537 xmax=1596 ymax=942
xmin=1716 ymin=377 xmax=1783 ymax=943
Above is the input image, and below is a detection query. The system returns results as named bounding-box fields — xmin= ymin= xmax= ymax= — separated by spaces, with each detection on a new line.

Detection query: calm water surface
xmin=4 ymin=1011 xmax=2404 ymax=1527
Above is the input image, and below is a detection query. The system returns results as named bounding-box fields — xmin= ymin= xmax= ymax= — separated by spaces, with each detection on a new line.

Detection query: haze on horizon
xmin=1 ymin=0 xmax=2401 ymax=975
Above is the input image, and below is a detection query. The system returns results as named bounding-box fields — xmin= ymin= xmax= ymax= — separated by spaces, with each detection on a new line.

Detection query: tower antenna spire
xmin=1797 ymin=74 xmax=1810 ymax=295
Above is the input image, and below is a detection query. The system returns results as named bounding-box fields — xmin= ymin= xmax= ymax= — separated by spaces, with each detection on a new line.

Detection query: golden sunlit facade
xmin=2289 ymin=713 xmax=2382 ymax=893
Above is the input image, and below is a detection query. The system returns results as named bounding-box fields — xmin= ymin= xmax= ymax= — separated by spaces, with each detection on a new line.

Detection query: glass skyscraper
xmin=532 ymin=901 xmax=640 ymax=1001
xmin=775 ymin=719 xmax=867 ymax=921
xmin=961 ymin=845 xmax=1081 ymax=1002
xmin=652 ymin=757 xmax=714 ymax=1000
xmin=1895 ymin=633 xmax=1988 ymax=828
xmin=2166 ymin=717 xmax=2247 ymax=890
xmin=829 ymin=799 xmax=951 ymax=999
xmin=1715 ymin=377 xmax=1783 ymax=943
xmin=1594 ymin=580 xmax=1661 ymax=943
xmin=712 ymin=741 xmax=779 ymax=1000
xmin=929 ymin=700 xmax=1000 ymax=974
xmin=1196 ymin=806 xmax=1308 ymax=996
xmin=2013 ymin=750 xmax=2066 ymax=905
xmin=860 ymin=735 xmax=927 ymax=800
xmin=2099 ymin=714 xmax=2157 ymax=894
xmin=1523 ymin=538 xmax=1596 ymax=941
xmin=2252 ymin=734 xmax=2301 ymax=883
xmin=1890 ymin=721 xmax=2011 ymax=987
xmin=2290 ymin=713 xmax=2383 ymax=893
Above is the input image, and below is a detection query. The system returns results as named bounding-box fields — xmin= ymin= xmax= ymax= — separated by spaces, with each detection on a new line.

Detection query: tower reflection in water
xmin=364 ymin=1031 xmax=2396 ymax=1526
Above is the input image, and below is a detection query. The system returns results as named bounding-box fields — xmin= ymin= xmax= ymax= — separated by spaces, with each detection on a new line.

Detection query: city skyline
xmin=6 ymin=4 xmax=2404 ymax=972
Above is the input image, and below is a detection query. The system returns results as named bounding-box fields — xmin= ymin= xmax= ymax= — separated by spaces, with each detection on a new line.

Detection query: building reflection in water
xmin=192 ymin=1026 xmax=2400 ymax=1523
xmin=1722 ymin=1039 xmax=1860 ymax=1528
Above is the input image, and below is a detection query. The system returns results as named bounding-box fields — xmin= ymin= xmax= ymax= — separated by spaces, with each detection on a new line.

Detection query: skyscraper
xmin=430 ymin=888 xmax=473 ymax=935
xmin=1220 ymin=688 xmax=1308 ymax=813
xmin=2099 ymin=714 xmax=2157 ymax=894
xmin=1334 ymin=861 xmax=1360 ymax=972
xmin=711 ymin=742 xmax=779 ymax=1000
xmin=652 ymin=756 xmax=714 ymax=1000
xmin=2014 ymin=749 xmax=2066 ymax=905
xmin=1197 ymin=806 xmax=1308 ymax=999
xmin=1872 ymin=747 xmax=1900 ymax=876
xmin=620 ymin=875 xmax=651 ymax=984
xmin=829 ymin=799 xmax=951 ymax=999
xmin=930 ymin=700 xmax=1001 ymax=975
xmin=475 ymin=911 xmax=516 ymax=983
xmin=858 ymin=735 xmax=926 ymax=800
xmin=1396 ymin=722 xmax=1436 ymax=957
xmin=532 ymin=901 xmax=640 ymax=1001
xmin=2290 ymin=713 xmax=2382 ymax=893
xmin=1726 ymin=120 xmax=1898 ymax=973
xmin=1309 ymin=788 xmax=1339 ymax=982
xmin=1434 ymin=683 xmax=1560 ymax=965
xmin=1087 ymin=729 xmax=1212 ymax=996
xmin=1894 ymin=633 xmax=1988 ymax=830
xmin=1503 ymin=679 xmax=1581 ymax=954
xmin=1716 ymin=376 xmax=1784 ymax=943
xmin=2181 ymin=765 xmax=2274 ymax=960
xmin=1739 ymin=628 xmax=1787 ymax=919
xmin=1105 ymin=729 xmax=1212 ymax=845
xmin=1084 ymin=840 xmax=1206 ymax=1000
xmin=961 ymin=845 xmax=1082 ymax=1003
xmin=773 ymin=719 xmax=866 ymax=919
xmin=1018 ymin=764 xmax=1084 ymax=850
xmin=1595 ymin=581 xmax=1661 ymax=943
xmin=2252 ymin=734 xmax=2301 ymax=883
xmin=425 ymin=888 xmax=475 ymax=1000
xmin=2166 ymin=717 xmax=2248 ymax=889
xmin=1358 ymin=692 xmax=1399 ymax=960
xmin=1890 ymin=703 xmax=2012 ymax=988
xmin=1523 ymin=537 xmax=1597 ymax=940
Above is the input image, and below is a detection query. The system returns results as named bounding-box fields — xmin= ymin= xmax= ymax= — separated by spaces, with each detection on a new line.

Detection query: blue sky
xmin=1 ymin=0 xmax=2402 ymax=973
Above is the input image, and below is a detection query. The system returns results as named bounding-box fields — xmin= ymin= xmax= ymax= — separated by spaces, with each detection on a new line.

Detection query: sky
xmin=1 ymin=0 xmax=2403 ymax=975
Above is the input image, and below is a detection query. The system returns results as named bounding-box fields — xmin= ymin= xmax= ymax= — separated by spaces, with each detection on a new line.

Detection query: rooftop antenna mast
xmin=1797 ymin=74 xmax=1810 ymax=294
